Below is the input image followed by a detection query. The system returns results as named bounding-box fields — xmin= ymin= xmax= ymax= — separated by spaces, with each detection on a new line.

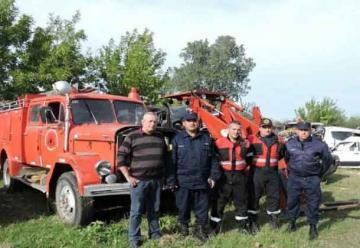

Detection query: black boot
xmin=237 ymin=219 xmax=250 ymax=234
xmin=195 ymin=225 xmax=209 ymax=243
xmin=309 ymin=224 xmax=318 ymax=240
xmin=179 ymin=224 xmax=189 ymax=237
xmin=210 ymin=220 xmax=221 ymax=234
xmin=269 ymin=214 xmax=280 ymax=229
xmin=288 ymin=220 xmax=297 ymax=232
xmin=248 ymin=214 xmax=260 ymax=235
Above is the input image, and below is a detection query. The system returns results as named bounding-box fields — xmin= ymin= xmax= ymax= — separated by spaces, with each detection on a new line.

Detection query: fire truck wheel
xmin=55 ymin=172 xmax=94 ymax=226
xmin=2 ymin=159 xmax=19 ymax=193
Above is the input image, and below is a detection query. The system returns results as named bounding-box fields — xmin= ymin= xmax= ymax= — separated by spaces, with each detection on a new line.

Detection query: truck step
xmin=19 ymin=166 xmax=48 ymax=176
xmin=19 ymin=166 xmax=48 ymax=185
xmin=15 ymin=176 xmax=47 ymax=193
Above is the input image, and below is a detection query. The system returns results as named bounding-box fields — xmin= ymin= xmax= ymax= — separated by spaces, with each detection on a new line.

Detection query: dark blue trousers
xmin=287 ymin=175 xmax=321 ymax=225
xmin=176 ymin=187 xmax=209 ymax=226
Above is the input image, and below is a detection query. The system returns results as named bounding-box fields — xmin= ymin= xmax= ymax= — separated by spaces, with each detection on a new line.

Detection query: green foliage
xmin=295 ymin=97 xmax=346 ymax=126
xmin=159 ymin=215 xmax=178 ymax=233
xmin=170 ymin=35 xmax=255 ymax=101
xmin=89 ymin=29 xmax=168 ymax=103
xmin=1 ymin=2 xmax=167 ymax=103
xmin=0 ymin=0 xmax=87 ymax=99
xmin=0 ymin=0 xmax=32 ymax=99
xmin=80 ymin=220 xmax=128 ymax=246
xmin=10 ymin=11 xmax=87 ymax=97
xmin=343 ymin=116 xmax=360 ymax=129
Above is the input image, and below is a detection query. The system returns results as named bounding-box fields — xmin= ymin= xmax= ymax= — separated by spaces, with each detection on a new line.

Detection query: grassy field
xmin=1 ymin=168 xmax=360 ymax=248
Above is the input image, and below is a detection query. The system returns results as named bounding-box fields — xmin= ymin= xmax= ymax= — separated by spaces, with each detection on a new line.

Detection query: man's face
xmin=228 ymin=123 xmax=241 ymax=140
xmin=259 ymin=125 xmax=272 ymax=137
xmin=182 ymin=119 xmax=199 ymax=132
xmin=296 ymin=129 xmax=311 ymax=141
xmin=142 ymin=114 xmax=158 ymax=134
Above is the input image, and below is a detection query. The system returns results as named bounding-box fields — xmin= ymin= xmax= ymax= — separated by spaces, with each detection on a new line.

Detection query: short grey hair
xmin=228 ymin=121 xmax=241 ymax=128
xmin=142 ymin=111 xmax=158 ymax=121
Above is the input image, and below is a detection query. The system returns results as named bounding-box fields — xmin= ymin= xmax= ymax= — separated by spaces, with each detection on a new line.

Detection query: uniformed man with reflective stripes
xmin=210 ymin=121 xmax=250 ymax=234
xmin=247 ymin=118 xmax=286 ymax=232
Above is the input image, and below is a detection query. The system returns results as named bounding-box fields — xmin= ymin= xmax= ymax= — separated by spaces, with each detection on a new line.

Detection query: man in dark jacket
xmin=285 ymin=121 xmax=332 ymax=240
xmin=118 ymin=112 xmax=167 ymax=248
xmin=210 ymin=121 xmax=250 ymax=234
xmin=247 ymin=118 xmax=286 ymax=232
xmin=168 ymin=112 xmax=220 ymax=242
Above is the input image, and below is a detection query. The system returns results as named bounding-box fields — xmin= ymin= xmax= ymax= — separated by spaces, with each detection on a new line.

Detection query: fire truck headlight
xmin=95 ymin=160 xmax=111 ymax=177
xmin=105 ymin=174 xmax=117 ymax=184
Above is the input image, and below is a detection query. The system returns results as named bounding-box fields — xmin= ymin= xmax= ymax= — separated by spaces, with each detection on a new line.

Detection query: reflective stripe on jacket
xmin=215 ymin=137 xmax=247 ymax=171
xmin=248 ymin=133 xmax=283 ymax=168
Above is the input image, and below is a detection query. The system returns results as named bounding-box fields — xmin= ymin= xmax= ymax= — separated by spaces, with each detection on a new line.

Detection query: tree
xmin=10 ymin=11 xmax=87 ymax=97
xmin=295 ymin=97 xmax=346 ymax=126
xmin=344 ymin=116 xmax=360 ymax=129
xmin=0 ymin=0 xmax=87 ymax=99
xmin=0 ymin=0 xmax=32 ymax=99
xmin=170 ymin=35 xmax=255 ymax=101
xmin=89 ymin=29 xmax=168 ymax=103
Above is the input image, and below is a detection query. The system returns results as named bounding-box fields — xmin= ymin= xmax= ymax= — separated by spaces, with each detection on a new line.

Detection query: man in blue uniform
xmin=285 ymin=121 xmax=332 ymax=240
xmin=168 ymin=112 xmax=220 ymax=242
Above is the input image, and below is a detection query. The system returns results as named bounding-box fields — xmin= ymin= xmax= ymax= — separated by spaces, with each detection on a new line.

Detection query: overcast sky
xmin=16 ymin=0 xmax=360 ymax=121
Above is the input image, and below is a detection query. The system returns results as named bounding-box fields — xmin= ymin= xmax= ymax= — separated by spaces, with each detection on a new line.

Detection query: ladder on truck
xmin=0 ymin=99 xmax=26 ymax=113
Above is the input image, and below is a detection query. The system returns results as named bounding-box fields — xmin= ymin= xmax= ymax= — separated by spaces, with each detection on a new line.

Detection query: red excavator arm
xmin=164 ymin=89 xmax=262 ymax=139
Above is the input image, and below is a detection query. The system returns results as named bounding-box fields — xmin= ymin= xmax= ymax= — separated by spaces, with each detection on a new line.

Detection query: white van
xmin=323 ymin=126 xmax=360 ymax=149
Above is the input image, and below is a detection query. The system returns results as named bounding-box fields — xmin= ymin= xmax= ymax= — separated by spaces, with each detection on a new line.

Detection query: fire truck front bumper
xmin=83 ymin=183 xmax=131 ymax=197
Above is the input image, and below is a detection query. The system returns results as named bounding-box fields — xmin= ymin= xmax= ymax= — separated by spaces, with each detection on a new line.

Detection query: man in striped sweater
xmin=118 ymin=112 xmax=167 ymax=248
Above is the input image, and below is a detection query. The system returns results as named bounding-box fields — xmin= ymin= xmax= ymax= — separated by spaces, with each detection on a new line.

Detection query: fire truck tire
xmin=2 ymin=159 xmax=19 ymax=193
xmin=55 ymin=172 xmax=94 ymax=226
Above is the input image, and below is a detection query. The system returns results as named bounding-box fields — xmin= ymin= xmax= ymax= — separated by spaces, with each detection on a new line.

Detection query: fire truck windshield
xmin=71 ymin=99 xmax=115 ymax=124
xmin=113 ymin=101 xmax=145 ymax=125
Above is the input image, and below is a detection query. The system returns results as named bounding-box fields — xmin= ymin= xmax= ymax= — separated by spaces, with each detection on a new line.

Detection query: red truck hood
xmin=69 ymin=123 xmax=139 ymax=142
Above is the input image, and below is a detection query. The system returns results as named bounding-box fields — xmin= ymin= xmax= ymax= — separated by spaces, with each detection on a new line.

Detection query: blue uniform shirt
xmin=168 ymin=130 xmax=220 ymax=189
xmin=285 ymin=136 xmax=332 ymax=177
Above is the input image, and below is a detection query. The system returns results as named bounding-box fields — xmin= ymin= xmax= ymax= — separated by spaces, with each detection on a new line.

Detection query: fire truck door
xmin=24 ymin=104 xmax=42 ymax=165
xmin=40 ymin=102 xmax=65 ymax=168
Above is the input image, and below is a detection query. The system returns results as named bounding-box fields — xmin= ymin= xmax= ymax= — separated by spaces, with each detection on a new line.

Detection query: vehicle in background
xmin=323 ymin=126 xmax=360 ymax=149
xmin=332 ymin=136 xmax=360 ymax=168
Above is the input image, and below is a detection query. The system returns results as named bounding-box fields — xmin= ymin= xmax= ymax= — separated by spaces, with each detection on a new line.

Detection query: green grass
xmin=1 ymin=169 xmax=360 ymax=247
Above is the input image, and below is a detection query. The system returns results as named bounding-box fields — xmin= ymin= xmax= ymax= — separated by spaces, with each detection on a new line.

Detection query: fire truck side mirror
xmin=40 ymin=107 xmax=57 ymax=124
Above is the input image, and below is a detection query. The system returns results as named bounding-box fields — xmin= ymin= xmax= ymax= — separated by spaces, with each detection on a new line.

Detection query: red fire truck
xmin=0 ymin=81 xmax=146 ymax=225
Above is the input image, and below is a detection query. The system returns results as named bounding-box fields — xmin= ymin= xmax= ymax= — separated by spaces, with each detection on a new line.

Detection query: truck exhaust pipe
xmin=64 ymin=93 xmax=70 ymax=152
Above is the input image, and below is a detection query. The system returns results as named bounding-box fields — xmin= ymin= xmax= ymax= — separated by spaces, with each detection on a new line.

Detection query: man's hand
xmin=208 ymin=178 xmax=215 ymax=189
xmin=127 ymin=176 xmax=139 ymax=187
xmin=119 ymin=166 xmax=139 ymax=187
